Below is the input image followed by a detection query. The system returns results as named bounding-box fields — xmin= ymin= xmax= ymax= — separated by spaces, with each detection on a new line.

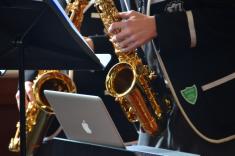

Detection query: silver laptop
xmin=44 ymin=90 xmax=125 ymax=148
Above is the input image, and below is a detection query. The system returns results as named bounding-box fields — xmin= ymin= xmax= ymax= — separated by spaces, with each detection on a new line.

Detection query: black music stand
xmin=0 ymin=0 xmax=104 ymax=156
xmin=0 ymin=0 xmax=103 ymax=69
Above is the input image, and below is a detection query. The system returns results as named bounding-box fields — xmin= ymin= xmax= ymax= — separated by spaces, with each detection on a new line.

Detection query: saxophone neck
xmin=66 ymin=0 xmax=89 ymax=30
xmin=95 ymin=0 xmax=121 ymax=30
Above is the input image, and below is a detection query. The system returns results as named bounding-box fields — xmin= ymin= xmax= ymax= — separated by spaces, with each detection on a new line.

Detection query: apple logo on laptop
xmin=81 ymin=120 xmax=92 ymax=134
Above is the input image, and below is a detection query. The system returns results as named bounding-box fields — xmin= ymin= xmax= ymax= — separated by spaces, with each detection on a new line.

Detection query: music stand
xmin=0 ymin=0 xmax=104 ymax=156
xmin=0 ymin=0 xmax=103 ymax=69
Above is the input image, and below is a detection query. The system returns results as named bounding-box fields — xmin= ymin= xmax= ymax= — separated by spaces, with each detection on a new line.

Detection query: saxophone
xmin=65 ymin=0 xmax=89 ymax=31
xmin=9 ymin=70 xmax=77 ymax=156
xmin=94 ymin=0 xmax=172 ymax=135
xmin=9 ymin=0 xmax=89 ymax=155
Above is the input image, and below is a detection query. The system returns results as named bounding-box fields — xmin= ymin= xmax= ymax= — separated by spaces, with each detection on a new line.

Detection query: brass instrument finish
xmin=9 ymin=70 xmax=77 ymax=156
xmin=95 ymin=0 xmax=172 ymax=135
xmin=66 ymin=0 xmax=89 ymax=30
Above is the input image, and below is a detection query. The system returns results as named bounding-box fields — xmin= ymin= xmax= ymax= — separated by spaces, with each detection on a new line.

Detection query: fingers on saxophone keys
xmin=110 ymin=30 xmax=127 ymax=43
xmin=110 ymin=38 xmax=127 ymax=52
xmin=110 ymin=36 xmax=123 ymax=51
xmin=118 ymin=11 xmax=133 ymax=19
xmin=108 ymin=22 xmax=122 ymax=34
xmin=121 ymin=41 xmax=139 ymax=52
xmin=120 ymin=35 xmax=135 ymax=48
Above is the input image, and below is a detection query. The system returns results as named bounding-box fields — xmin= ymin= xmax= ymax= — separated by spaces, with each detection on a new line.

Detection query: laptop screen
xmin=44 ymin=90 xmax=125 ymax=148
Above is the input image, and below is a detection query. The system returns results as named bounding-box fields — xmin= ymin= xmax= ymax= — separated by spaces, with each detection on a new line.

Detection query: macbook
xmin=44 ymin=90 xmax=125 ymax=148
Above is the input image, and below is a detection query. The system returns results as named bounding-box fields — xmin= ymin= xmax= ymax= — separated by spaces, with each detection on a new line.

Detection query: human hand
xmin=15 ymin=81 xmax=35 ymax=110
xmin=108 ymin=10 xmax=157 ymax=52
xmin=83 ymin=36 xmax=94 ymax=50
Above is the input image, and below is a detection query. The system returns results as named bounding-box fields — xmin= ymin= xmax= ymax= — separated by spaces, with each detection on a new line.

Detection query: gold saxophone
xmin=65 ymin=0 xmax=89 ymax=31
xmin=9 ymin=0 xmax=89 ymax=155
xmin=94 ymin=0 xmax=172 ymax=135
xmin=9 ymin=70 xmax=77 ymax=156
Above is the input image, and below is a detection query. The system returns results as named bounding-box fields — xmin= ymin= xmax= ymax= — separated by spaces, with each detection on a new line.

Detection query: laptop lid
xmin=44 ymin=90 xmax=125 ymax=148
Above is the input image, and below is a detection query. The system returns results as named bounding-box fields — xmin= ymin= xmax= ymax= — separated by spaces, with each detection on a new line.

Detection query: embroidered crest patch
xmin=165 ymin=0 xmax=185 ymax=13
xmin=180 ymin=85 xmax=198 ymax=105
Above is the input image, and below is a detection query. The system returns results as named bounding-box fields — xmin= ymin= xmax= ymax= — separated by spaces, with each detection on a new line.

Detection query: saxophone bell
xmin=106 ymin=62 xmax=160 ymax=135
